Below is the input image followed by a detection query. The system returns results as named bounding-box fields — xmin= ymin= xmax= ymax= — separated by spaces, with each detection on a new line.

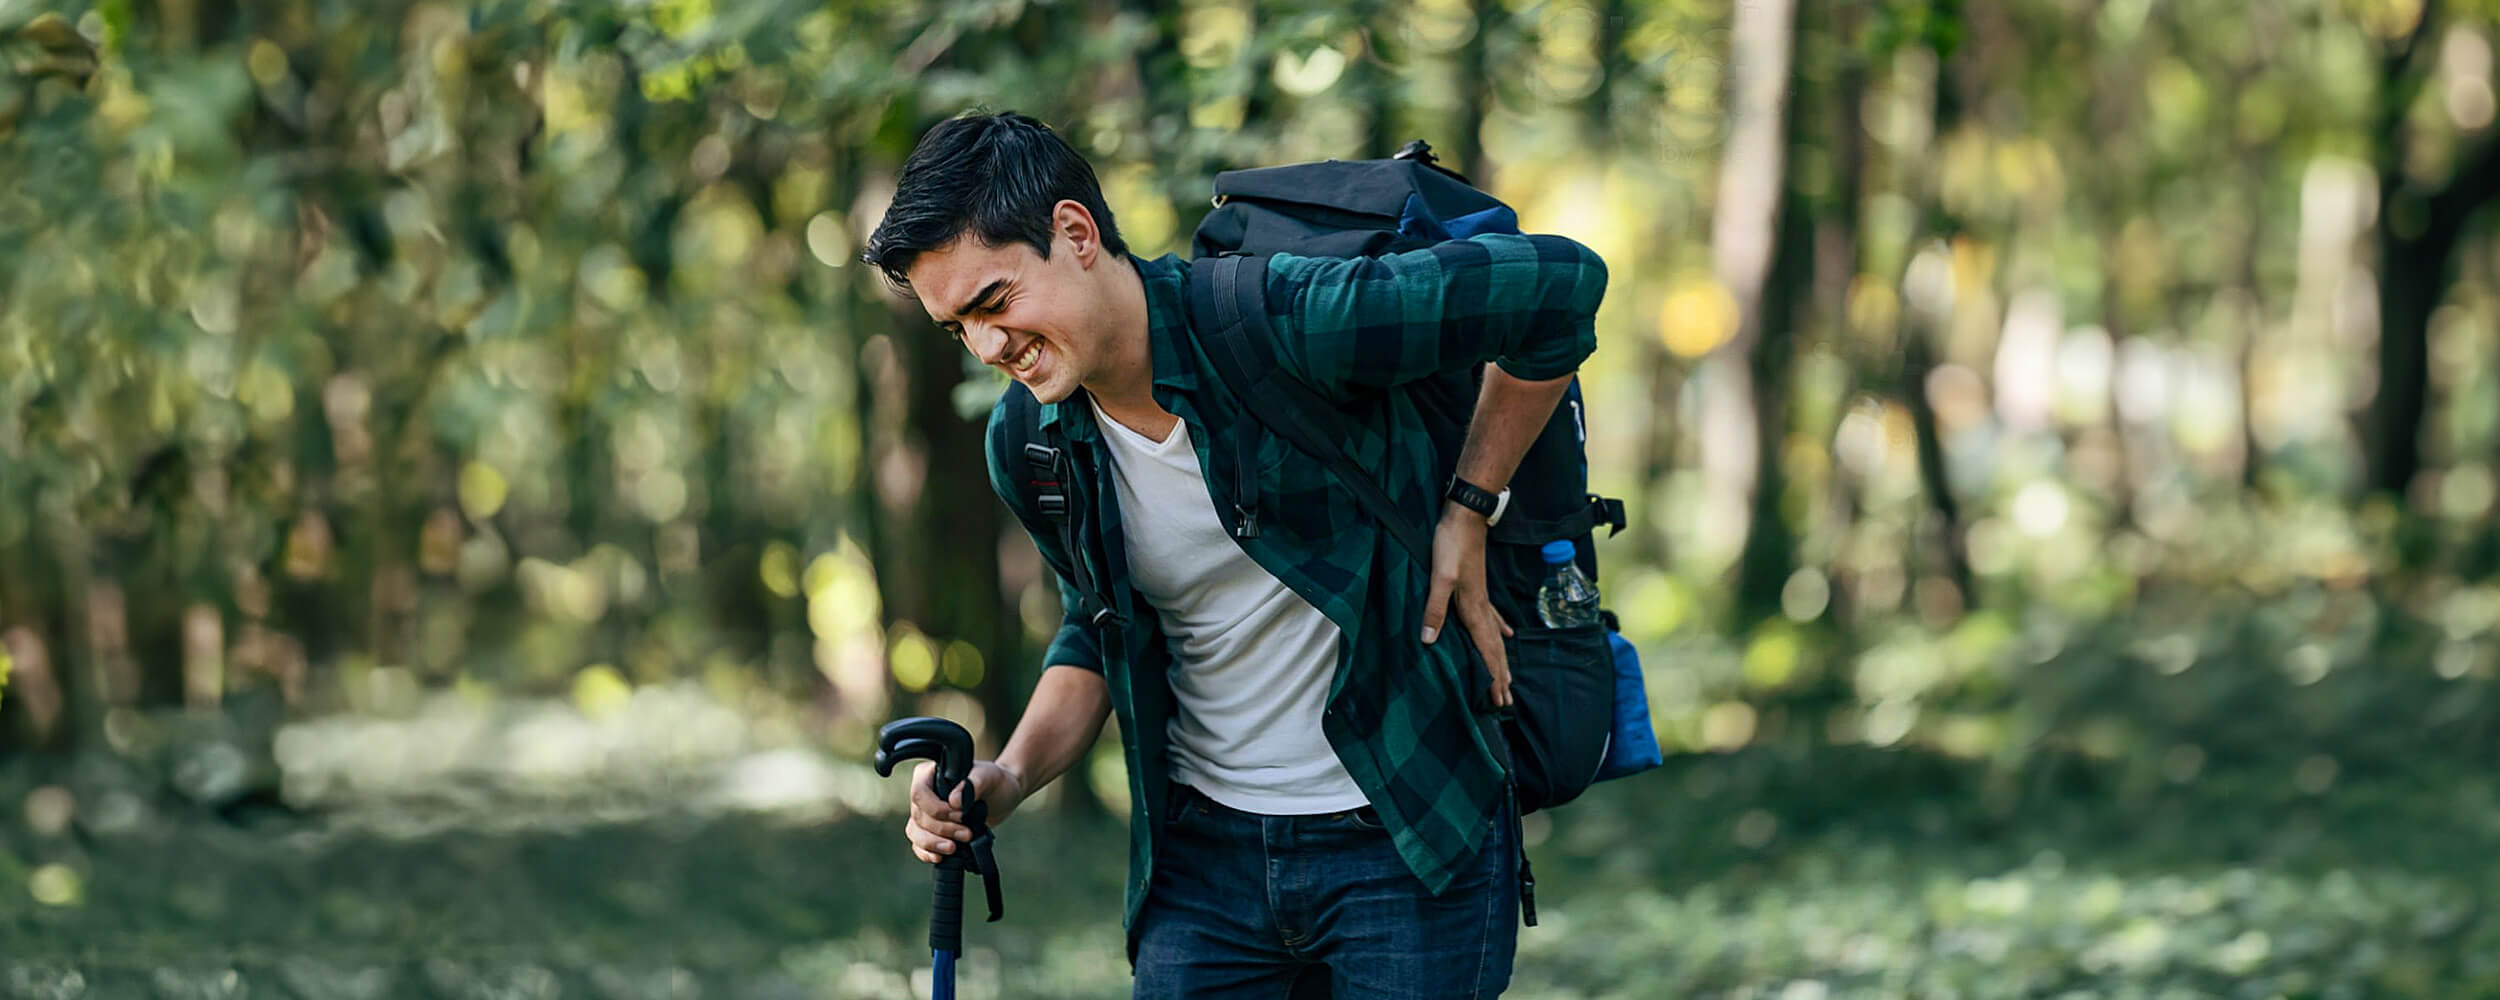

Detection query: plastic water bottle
xmin=1535 ymin=540 xmax=1601 ymax=629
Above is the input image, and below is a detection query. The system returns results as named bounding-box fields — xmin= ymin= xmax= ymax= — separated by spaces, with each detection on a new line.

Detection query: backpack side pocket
xmin=1499 ymin=622 xmax=1616 ymax=813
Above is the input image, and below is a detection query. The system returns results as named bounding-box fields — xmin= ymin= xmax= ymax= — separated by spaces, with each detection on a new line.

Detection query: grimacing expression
xmin=908 ymin=227 xmax=1104 ymax=406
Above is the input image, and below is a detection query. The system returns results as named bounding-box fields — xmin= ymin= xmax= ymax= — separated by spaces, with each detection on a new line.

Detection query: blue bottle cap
xmin=1539 ymin=540 xmax=1576 ymax=565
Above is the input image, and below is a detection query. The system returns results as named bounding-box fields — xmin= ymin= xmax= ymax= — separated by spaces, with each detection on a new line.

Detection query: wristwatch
xmin=1445 ymin=475 xmax=1512 ymax=526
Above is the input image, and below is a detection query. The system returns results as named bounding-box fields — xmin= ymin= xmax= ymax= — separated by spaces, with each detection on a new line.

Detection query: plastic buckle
xmin=1022 ymin=442 xmax=1060 ymax=474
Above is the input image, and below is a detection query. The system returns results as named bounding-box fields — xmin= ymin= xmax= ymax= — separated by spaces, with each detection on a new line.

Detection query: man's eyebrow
xmin=938 ymin=279 xmax=1010 ymax=329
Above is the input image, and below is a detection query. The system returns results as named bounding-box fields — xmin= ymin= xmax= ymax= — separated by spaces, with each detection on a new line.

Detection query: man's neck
xmin=1082 ymin=256 xmax=1178 ymax=439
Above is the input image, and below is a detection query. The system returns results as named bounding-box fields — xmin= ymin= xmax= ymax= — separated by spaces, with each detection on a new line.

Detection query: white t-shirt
xmin=1089 ymin=397 xmax=1368 ymax=815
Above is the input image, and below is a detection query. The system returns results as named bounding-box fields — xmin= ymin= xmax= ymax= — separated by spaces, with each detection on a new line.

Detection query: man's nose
xmin=963 ymin=323 xmax=1007 ymax=364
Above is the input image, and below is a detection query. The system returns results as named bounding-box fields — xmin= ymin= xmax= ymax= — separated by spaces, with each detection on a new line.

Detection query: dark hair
xmin=861 ymin=110 xmax=1128 ymax=294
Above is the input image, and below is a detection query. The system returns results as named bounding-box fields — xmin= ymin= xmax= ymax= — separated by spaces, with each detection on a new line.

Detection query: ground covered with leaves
xmin=1 ymin=727 xmax=2493 ymax=1000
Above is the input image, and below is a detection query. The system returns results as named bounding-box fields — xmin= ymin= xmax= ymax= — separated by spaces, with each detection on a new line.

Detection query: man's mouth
xmin=1006 ymin=340 xmax=1042 ymax=375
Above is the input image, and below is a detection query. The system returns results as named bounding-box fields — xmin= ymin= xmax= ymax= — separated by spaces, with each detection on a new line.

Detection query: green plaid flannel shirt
xmin=982 ymin=233 xmax=1606 ymax=954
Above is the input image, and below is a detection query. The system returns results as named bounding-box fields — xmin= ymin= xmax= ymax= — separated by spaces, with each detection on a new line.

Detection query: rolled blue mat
xmin=1596 ymin=629 xmax=1664 ymax=780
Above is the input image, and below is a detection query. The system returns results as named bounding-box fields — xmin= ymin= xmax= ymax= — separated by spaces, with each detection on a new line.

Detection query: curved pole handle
xmin=874 ymin=716 xmax=975 ymax=809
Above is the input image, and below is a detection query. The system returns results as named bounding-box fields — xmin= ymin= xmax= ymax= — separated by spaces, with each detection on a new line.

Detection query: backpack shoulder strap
xmin=994 ymin=386 xmax=1120 ymax=628
xmin=1186 ymin=255 xmax=1433 ymax=568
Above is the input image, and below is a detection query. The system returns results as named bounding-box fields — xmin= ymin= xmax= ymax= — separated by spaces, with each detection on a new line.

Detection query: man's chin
xmin=1026 ymin=379 xmax=1078 ymax=405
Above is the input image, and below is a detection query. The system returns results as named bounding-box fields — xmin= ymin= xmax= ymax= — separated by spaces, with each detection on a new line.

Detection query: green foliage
xmin=5 ymin=731 xmax=2499 ymax=996
xmin=0 ymin=0 xmax=2498 ymax=987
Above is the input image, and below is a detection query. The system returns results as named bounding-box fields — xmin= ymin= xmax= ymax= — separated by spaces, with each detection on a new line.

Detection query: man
xmin=863 ymin=110 xmax=1604 ymax=998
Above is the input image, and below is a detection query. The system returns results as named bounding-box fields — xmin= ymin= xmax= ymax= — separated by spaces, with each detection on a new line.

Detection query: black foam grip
xmin=931 ymin=863 xmax=965 ymax=954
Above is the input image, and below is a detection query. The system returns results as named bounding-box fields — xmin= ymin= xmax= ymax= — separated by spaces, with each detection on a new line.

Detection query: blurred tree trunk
xmin=1870 ymin=7 xmax=1980 ymax=617
xmin=1902 ymin=332 xmax=1971 ymax=604
xmin=1620 ymin=0 xmax=1680 ymax=575
xmin=1584 ymin=0 xmax=1624 ymax=144
xmin=2365 ymin=19 xmax=2436 ymax=507
xmin=844 ymin=297 xmax=994 ymax=735
xmin=1447 ymin=0 xmax=1495 ymax=183
xmin=2235 ymin=188 xmax=2270 ymax=493
xmin=1813 ymin=8 xmax=1869 ymax=628
xmin=1348 ymin=0 xmax=1399 ymax=159
xmin=2086 ymin=42 xmax=2146 ymax=532
xmin=0 ymin=530 xmax=79 ymax=752
xmin=1900 ymin=2 xmax=1977 ymax=610
xmin=871 ymin=308 xmax=1020 ymax=730
xmin=1100 ymin=0 xmax=1188 ymax=265
xmin=1235 ymin=4 xmax=1288 ymax=145
xmin=2096 ymin=241 xmax=2142 ymax=532
xmin=2365 ymin=2 xmax=2500 ymax=507
xmin=1711 ymin=0 xmax=1804 ymax=628
xmin=54 ymin=523 xmax=104 ymax=752
xmin=1632 ymin=352 xmax=1680 ymax=569
xmin=848 ymin=107 xmax=1034 ymax=761
xmin=2223 ymin=59 xmax=2273 ymax=492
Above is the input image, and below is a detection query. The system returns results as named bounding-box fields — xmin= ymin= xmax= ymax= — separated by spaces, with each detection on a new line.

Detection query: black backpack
xmin=1001 ymin=141 xmax=1656 ymax=810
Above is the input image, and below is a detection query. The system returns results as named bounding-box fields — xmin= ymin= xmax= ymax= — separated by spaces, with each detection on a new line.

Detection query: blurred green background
xmin=3 ymin=0 xmax=2500 ymax=995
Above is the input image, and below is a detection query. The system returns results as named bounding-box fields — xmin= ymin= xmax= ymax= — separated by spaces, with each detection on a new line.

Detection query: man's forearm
xmin=994 ymin=663 xmax=1114 ymax=794
xmin=1452 ymin=365 xmax=1576 ymax=495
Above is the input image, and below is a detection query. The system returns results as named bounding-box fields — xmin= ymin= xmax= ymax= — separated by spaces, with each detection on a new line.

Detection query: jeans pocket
xmin=1339 ymin=805 xmax=1386 ymax=832
xmin=1162 ymin=784 xmax=1216 ymax=835
xmin=1161 ymin=785 xmax=1190 ymax=833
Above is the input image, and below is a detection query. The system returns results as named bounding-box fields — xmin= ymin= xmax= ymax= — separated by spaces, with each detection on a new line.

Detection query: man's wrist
xmin=992 ymin=759 xmax=1032 ymax=804
xmin=1441 ymin=499 xmax=1490 ymax=526
xmin=1444 ymin=475 xmax=1511 ymax=525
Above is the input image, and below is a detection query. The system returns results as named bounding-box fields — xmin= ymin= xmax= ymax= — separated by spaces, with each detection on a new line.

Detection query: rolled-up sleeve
xmin=1267 ymin=233 xmax=1606 ymax=395
xmin=1039 ymin=575 xmax=1102 ymax=673
xmin=985 ymin=404 xmax=1104 ymax=675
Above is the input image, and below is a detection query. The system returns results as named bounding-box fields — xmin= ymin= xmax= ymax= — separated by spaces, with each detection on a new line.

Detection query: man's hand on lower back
xmin=1421 ymin=502 xmax=1514 ymax=709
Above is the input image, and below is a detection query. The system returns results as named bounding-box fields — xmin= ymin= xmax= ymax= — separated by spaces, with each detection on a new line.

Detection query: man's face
xmin=908 ymin=225 xmax=1101 ymax=405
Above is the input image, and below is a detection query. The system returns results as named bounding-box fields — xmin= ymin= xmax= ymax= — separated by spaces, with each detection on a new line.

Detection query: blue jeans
xmin=1131 ymin=783 xmax=1518 ymax=999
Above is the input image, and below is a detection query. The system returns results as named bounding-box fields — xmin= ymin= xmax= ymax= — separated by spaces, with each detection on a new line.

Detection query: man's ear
xmin=1054 ymin=200 xmax=1100 ymax=267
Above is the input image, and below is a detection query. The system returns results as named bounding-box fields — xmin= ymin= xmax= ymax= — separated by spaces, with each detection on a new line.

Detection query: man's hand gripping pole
xmin=874 ymin=717 xmax=1005 ymax=955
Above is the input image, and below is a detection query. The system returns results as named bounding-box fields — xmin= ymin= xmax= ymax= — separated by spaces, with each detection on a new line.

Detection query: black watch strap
xmin=1446 ymin=476 xmax=1501 ymax=519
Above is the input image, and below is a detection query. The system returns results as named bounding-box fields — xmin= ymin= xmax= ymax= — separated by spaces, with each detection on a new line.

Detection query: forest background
xmin=3 ymin=0 xmax=2500 ymax=995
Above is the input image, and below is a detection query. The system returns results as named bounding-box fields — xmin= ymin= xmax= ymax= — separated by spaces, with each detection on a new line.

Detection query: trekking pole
xmin=873 ymin=717 xmax=1004 ymax=1000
